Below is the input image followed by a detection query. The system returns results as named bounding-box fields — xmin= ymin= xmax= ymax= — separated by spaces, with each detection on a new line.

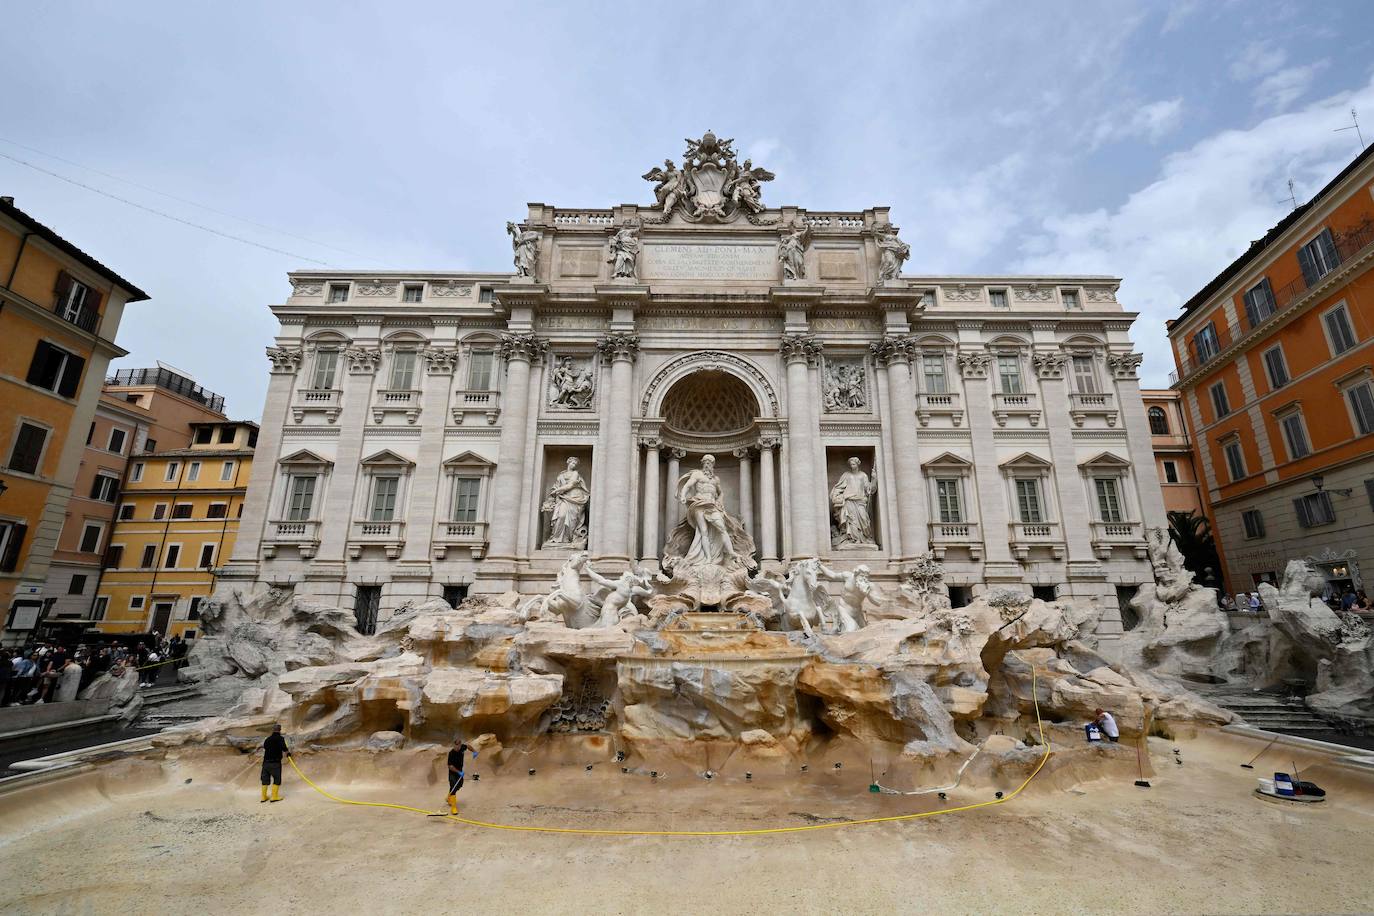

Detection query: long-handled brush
xmin=1240 ymin=734 xmax=1281 ymax=769
xmin=1134 ymin=705 xmax=1154 ymax=788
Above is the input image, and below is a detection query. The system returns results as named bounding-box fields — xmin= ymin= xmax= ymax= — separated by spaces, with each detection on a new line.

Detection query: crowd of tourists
xmin=0 ymin=634 xmax=190 ymax=706
xmin=1219 ymin=586 xmax=1372 ymax=617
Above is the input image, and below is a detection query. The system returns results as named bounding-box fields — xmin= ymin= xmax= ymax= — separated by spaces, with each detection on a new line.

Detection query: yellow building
xmin=0 ymin=196 xmax=148 ymax=644
xmin=97 ymin=420 xmax=256 ymax=638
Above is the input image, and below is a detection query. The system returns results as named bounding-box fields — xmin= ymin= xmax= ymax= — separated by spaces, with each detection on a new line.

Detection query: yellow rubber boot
xmin=270 ymin=784 xmax=281 ymax=803
xmin=260 ymin=785 xmax=269 ymax=803
xmin=446 ymin=794 xmax=457 ymax=815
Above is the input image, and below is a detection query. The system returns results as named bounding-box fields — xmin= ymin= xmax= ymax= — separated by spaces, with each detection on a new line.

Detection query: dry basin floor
xmin=2 ymin=729 xmax=1373 ymax=915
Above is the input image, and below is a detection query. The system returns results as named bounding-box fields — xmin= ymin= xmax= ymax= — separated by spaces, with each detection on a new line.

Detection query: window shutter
xmin=1293 ymin=497 xmax=1311 ymax=529
xmin=1297 ymin=244 xmax=1318 ymax=286
xmin=53 ymin=271 xmax=72 ymax=308
xmin=1242 ymin=288 xmax=1259 ymax=326
xmin=1365 ymin=478 xmax=1374 ymax=510
xmin=0 ymin=524 xmax=25 ymax=571
xmin=57 ymin=352 xmax=86 ymax=398
xmin=26 ymin=341 xmax=53 ymax=386
xmin=84 ymin=287 xmax=103 ymax=317
xmin=1318 ymin=229 xmax=1339 ymax=273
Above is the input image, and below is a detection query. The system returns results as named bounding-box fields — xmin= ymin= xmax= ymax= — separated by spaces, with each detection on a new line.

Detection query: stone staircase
xmin=1200 ymin=691 xmax=1334 ymax=735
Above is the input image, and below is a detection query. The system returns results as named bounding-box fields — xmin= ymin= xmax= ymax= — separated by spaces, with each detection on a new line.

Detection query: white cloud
xmin=1253 ymin=61 xmax=1326 ymax=111
xmin=1090 ymin=98 xmax=1185 ymax=149
xmin=1229 ymin=40 xmax=1286 ymax=82
xmin=1013 ymin=74 xmax=1374 ymax=387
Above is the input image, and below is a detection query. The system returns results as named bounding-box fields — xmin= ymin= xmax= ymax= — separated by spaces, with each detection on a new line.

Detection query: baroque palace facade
xmin=221 ymin=133 xmax=1165 ymax=641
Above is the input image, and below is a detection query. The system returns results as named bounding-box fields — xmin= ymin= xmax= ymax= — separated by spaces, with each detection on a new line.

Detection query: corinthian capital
xmin=344 ymin=346 xmax=383 ymax=374
xmin=499 ymin=332 xmax=549 ymax=363
xmin=779 ymin=333 xmax=822 ymax=365
xmin=265 ymin=346 xmax=304 ymax=374
xmin=1107 ymin=351 xmax=1144 ymax=379
xmin=869 ymin=336 xmax=915 ymax=366
xmin=421 ymin=346 xmax=459 ymax=375
xmin=1032 ymin=351 xmax=1068 ymax=379
xmin=955 ymin=350 xmax=993 ymax=379
xmin=596 ymin=332 xmax=640 ymax=364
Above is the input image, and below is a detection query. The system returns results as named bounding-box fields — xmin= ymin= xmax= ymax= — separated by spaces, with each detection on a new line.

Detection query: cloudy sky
xmin=3 ymin=1 xmax=1372 ymax=418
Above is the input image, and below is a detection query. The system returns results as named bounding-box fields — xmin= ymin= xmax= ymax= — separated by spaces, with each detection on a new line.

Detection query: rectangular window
xmin=1262 ymin=345 xmax=1289 ymax=389
xmin=131 ymin=462 xmax=144 ymax=482
xmin=1323 ymin=303 xmax=1358 ymax=355
xmin=118 ymin=503 xmax=135 ymax=521
xmin=370 ymin=476 xmax=399 ymax=521
xmin=0 ymin=521 xmax=26 ymax=572
xmin=1242 ymin=278 xmax=1276 ymax=327
xmin=152 ymin=503 xmax=167 ymax=520
xmin=468 ymin=351 xmax=495 ymax=390
xmin=1061 ymin=289 xmax=1080 ymax=309
xmin=1223 ymin=440 xmax=1246 ymax=481
xmin=92 ymin=596 xmax=109 ymax=621
xmin=218 ymin=426 xmax=234 ymax=444
xmin=172 ymin=503 xmax=193 ymax=519
xmin=1294 ymin=491 xmax=1336 ymax=528
xmin=989 ymin=289 xmax=1008 ymax=308
xmin=922 ymin=354 xmax=947 ymax=393
xmin=189 ymin=596 xmax=203 ymax=620
xmin=207 ymin=502 xmax=228 ymax=519
xmin=68 ymin=574 xmax=86 ymax=595
xmin=403 ymin=284 xmax=423 ymax=303
xmin=1347 ymin=381 xmax=1374 ymax=436
xmin=997 ymin=355 xmax=1023 ymax=394
xmin=1242 ymin=509 xmax=1266 ymax=539
xmin=451 ymin=477 xmax=481 ymax=522
xmin=1298 ymin=228 xmax=1340 ymax=285
xmin=165 ymin=462 xmax=180 ymax=482
xmin=107 ymin=428 xmax=127 ymax=454
xmin=78 ymin=523 xmax=102 ymax=553
xmin=25 ymin=340 xmax=85 ymax=397
xmin=1209 ymin=382 xmax=1230 ymax=418
xmin=389 ymin=351 xmax=417 ymax=389
xmin=103 ymin=545 xmax=123 ymax=568
xmin=144 ymin=438 xmax=157 ymax=453
xmin=195 ymin=426 xmax=213 ymax=444
xmin=130 ymin=595 xmax=145 ymax=610
xmin=1014 ymin=478 xmax=1044 ymax=523
xmin=935 ymin=478 xmax=963 ymax=523
xmin=89 ymin=473 xmax=119 ymax=502
xmin=164 ymin=544 xmax=180 ymax=568
xmin=1071 ymin=356 xmax=1097 ymax=394
xmin=56 ymin=275 xmax=91 ymax=321
xmin=1193 ymin=323 xmax=1220 ymax=364
xmin=187 ymin=461 xmax=201 ymax=482
xmin=221 ymin=461 xmax=235 ymax=481
xmin=7 ymin=423 xmax=48 ymax=474
xmin=140 ymin=545 xmax=157 ymax=568
xmin=287 ymin=475 xmax=316 ymax=521
xmin=312 ymin=349 xmax=339 ymax=389
xmin=478 ymin=286 xmax=494 ymax=304
xmin=1094 ymin=478 xmax=1124 ymax=523
xmin=198 ymin=544 xmax=215 ymax=568
xmin=328 ymin=283 xmax=349 ymax=303
xmin=1162 ymin=460 xmax=1179 ymax=484
xmin=1279 ymin=412 xmax=1311 ymax=460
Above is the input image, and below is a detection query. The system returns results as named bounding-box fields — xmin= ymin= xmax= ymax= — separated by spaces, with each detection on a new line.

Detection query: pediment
xmin=999 ymin=451 xmax=1052 ymax=470
xmin=359 ymin=448 xmax=415 ymax=468
xmin=278 ymin=448 xmax=333 ymax=467
xmin=921 ymin=451 xmax=973 ymax=469
xmin=1078 ymin=451 xmax=1131 ymax=468
xmin=442 ymin=450 xmax=497 ymax=469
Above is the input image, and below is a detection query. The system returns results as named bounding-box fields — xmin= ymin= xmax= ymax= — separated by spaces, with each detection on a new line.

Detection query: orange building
xmin=1168 ymin=143 xmax=1374 ymax=597
xmin=1141 ymin=389 xmax=1205 ymax=517
xmin=0 ymin=196 xmax=148 ymax=644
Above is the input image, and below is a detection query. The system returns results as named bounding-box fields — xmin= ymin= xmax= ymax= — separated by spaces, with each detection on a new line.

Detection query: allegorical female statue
xmin=543 ymin=456 xmax=589 ymax=547
xmin=830 ymin=456 xmax=878 ymax=548
xmin=506 ymin=221 xmax=540 ymax=278
xmin=607 ymin=225 xmax=640 ymax=279
xmin=778 ymin=225 xmax=808 ymax=280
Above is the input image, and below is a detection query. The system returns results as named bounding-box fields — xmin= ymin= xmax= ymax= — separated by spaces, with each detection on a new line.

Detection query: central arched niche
xmin=661 ymin=369 xmax=760 ymax=437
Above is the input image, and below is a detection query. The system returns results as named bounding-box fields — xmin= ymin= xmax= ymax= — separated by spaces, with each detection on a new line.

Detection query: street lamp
xmin=1311 ymin=474 xmax=1353 ymax=498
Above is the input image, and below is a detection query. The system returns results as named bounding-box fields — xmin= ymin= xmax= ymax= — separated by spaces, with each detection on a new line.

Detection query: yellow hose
xmin=284 ymin=668 xmax=1052 ymax=837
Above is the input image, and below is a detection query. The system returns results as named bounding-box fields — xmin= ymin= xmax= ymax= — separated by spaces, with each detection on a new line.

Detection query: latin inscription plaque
xmin=640 ymin=243 xmax=778 ymax=280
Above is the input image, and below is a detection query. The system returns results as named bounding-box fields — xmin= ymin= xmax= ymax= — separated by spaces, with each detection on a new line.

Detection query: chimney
xmin=0 ymin=196 xmax=13 ymax=206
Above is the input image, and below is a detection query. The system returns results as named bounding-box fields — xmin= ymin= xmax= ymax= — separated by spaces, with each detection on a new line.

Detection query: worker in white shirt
xmin=1093 ymin=709 xmax=1120 ymax=743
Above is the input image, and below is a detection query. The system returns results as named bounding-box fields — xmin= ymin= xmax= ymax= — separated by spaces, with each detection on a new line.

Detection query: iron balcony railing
xmin=55 ymin=301 xmax=100 ymax=333
xmin=107 ymin=367 xmax=226 ymax=413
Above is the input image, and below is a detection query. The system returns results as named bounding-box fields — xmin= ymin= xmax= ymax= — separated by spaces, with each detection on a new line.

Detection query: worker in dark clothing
xmin=260 ymin=722 xmax=291 ymax=803
xmin=444 ymin=737 xmax=478 ymax=815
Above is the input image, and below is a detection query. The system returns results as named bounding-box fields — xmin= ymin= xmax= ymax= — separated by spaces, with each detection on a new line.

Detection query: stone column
xmin=596 ymin=333 xmax=639 ymax=563
xmin=486 ymin=333 xmax=546 ymax=561
xmin=959 ymin=349 xmax=1017 ymax=579
xmin=873 ymin=337 xmax=929 ymax=562
xmin=1035 ymin=352 xmax=1101 ymax=576
xmin=758 ymin=437 xmax=779 ymax=562
xmin=400 ymin=346 xmax=459 ymax=565
xmin=780 ymin=334 xmax=820 ymax=557
xmin=641 ymin=438 xmax=661 ymax=561
xmin=317 ymin=345 xmax=383 ymax=561
xmin=227 ymin=347 xmax=304 ymax=569
xmin=734 ymin=447 xmax=754 ymax=538
xmin=1109 ymin=351 xmax=1168 ymax=531
xmin=665 ymin=448 xmax=684 ymax=533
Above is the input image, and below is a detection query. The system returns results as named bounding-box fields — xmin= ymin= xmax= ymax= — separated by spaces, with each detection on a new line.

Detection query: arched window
xmin=1148 ymin=406 xmax=1169 ymax=435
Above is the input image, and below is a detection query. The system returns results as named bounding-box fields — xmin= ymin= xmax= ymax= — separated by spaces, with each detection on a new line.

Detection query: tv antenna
xmin=1334 ymin=108 xmax=1366 ymax=149
xmin=1279 ymin=178 xmax=1298 ymax=211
